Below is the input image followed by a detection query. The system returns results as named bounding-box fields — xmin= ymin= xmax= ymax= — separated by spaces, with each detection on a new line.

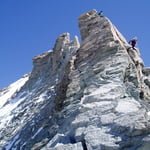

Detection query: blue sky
xmin=0 ymin=0 xmax=150 ymax=89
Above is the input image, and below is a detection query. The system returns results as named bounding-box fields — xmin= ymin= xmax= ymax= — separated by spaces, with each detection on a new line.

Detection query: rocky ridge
xmin=0 ymin=9 xmax=150 ymax=150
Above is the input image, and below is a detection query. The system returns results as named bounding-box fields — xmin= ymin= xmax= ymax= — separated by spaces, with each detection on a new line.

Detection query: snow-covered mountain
xmin=0 ymin=9 xmax=150 ymax=150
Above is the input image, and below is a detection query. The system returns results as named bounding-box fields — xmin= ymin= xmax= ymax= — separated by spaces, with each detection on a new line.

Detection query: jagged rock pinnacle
xmin=0 ymin=9 xmax=150 ymax=150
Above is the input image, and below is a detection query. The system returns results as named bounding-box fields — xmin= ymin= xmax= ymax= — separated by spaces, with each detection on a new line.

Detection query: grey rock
xmin=0 ymin=9 xmax=150 ymax=150
xmin=143 ymin=67 xmax=150 ymax=76
xmin=42 ymin=142 xmax=83 ymax=150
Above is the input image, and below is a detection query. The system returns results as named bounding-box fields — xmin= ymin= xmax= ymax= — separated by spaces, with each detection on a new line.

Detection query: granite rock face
xmin=0 ymin=10 xmax=150 ymax=150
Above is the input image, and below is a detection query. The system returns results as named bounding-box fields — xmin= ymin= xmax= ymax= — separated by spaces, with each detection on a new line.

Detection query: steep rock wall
xmin=0 ymin=10 xmax=150 ymax=150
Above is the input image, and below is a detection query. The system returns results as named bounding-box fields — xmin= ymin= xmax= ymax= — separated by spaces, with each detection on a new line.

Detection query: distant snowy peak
xmin=0 ymin=74 xmax=29 ymax=108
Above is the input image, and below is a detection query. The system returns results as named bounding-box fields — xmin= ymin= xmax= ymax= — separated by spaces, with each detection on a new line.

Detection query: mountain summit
xmin=0 ymin=9 xmax=150 ymax=150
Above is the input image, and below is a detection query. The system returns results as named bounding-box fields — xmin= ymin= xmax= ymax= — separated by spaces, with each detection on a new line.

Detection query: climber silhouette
xmin=98 ymin=11 xmax=104 ymax=17
xmin=129 ymin=37 xmax=137 ymax=49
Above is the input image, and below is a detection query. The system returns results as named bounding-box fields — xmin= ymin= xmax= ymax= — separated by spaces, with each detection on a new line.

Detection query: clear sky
xmin=0 ymin=0 xmax=150 ymax=89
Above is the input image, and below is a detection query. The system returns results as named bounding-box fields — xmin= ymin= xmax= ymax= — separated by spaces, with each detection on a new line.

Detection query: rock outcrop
xmin=0 ymin=9 xmax=150 ymax=150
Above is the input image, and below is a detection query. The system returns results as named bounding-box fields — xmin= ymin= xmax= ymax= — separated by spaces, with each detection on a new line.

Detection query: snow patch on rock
xmin=115 ymin=99 xmax=141 ymax=113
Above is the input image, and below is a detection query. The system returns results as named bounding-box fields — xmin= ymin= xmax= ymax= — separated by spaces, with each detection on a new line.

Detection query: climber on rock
xmin=129 ymin=37 xmax=137 ymax=49
xmin=98 ymin=11 xmax=104 ymax=17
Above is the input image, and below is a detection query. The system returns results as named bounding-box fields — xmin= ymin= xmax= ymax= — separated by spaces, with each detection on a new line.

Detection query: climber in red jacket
xmin=129 ymin=37 xmax=137 ymax=49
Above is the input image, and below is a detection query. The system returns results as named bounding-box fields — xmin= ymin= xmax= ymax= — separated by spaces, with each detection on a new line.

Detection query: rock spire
xmin=0 ymin=9 xmax=150 ymax=150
